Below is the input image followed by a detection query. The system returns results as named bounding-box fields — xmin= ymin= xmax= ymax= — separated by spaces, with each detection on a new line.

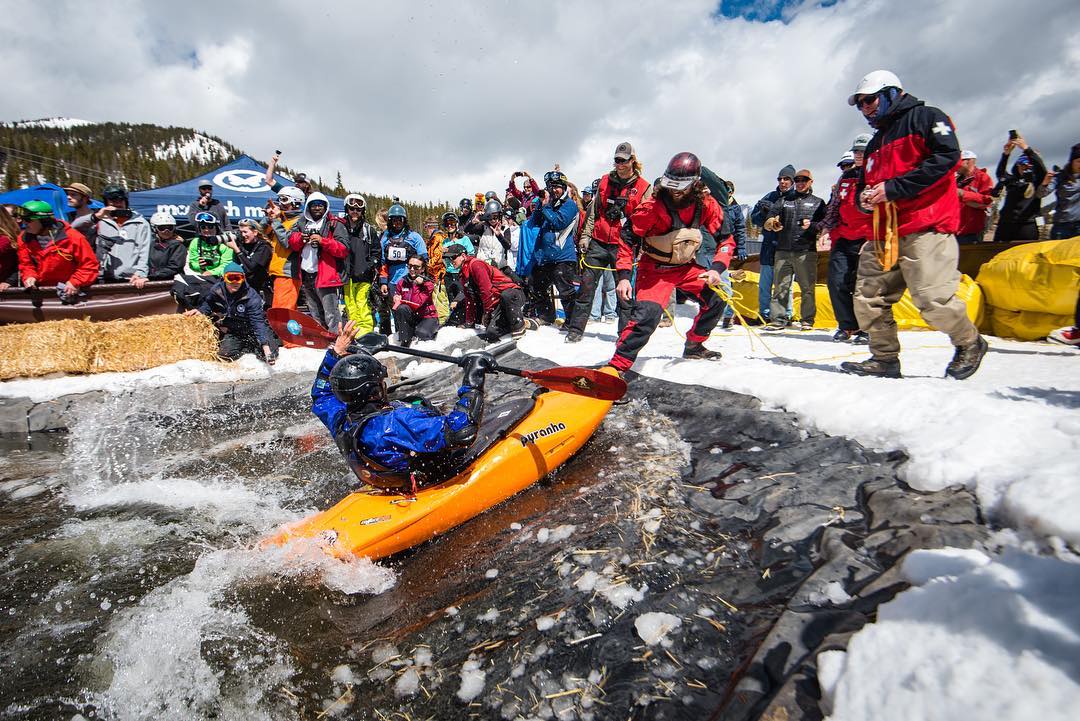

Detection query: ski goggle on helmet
xmin=195 ymin=211 xmax=219 ymax=233
xmin=544 ymin=170 xmax=567 ymax=189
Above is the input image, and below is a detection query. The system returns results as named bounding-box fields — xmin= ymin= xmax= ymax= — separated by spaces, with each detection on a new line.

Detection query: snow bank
xmin=517 ymin=324 xmax=1080 ymax=546
xmin=820 ymin=548 xmax=1080 ymax=721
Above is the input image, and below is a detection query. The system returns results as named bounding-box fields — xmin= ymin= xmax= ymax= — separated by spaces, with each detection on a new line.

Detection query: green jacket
xmin=186 ymin=237 xmax=235 ymax=276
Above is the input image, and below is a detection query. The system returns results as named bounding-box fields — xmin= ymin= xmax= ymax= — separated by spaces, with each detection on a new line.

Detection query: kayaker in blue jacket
xmin=524 ymin=171 xmax=579 ymax=325
xmin=311 ymin=320 xmax=496 ymax=488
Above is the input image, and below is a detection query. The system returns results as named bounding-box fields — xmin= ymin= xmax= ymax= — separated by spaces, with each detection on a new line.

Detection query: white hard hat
xmin=276 ymin=186 xmax=306 ymax=206
xmin=150 ymin=211 xmax=176 ymax=227
xmin=847 ymin=70 xmax=903 ymax=106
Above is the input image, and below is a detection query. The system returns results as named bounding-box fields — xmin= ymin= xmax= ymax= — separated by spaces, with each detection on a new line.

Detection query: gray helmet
xmin=482 ymin=199 xmax=503 ymax=220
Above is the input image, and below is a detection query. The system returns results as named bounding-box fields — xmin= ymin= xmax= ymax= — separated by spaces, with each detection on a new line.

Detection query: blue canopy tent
xmin=0 ymin=183 xmax=103 ymax=219
xmin=128 ymin=155 xmax=344 ymax=224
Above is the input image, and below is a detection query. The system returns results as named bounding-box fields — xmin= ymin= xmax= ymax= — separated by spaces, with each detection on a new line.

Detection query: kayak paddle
xmin=265 ymin=309 xmax=626 ymax=401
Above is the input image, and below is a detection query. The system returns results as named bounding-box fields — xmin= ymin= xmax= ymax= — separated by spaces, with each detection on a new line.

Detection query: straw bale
xmin=90 ymin=314 xmax=220 ymax=373
xmin=0 ymin=319 xmax=96 ymax=380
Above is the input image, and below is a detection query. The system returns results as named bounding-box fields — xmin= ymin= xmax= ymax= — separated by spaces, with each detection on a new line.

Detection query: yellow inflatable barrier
xmin=729 ymin=270 xmax=984 ymax=331
xmin=976 ymin=239 xmax=1080 ymax=340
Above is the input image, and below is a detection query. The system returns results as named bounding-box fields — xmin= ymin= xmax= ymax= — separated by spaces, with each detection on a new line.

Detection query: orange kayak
xmin=267 ymin=371 xmax=617 ymax=560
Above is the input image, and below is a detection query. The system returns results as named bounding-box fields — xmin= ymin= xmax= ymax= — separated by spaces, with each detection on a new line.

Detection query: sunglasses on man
xmin=854 ymin=95 xmax=877 ymax=109
xmin=794 ymin=176 xmax=811 ymax=183
xmin=614 ymin=157 xmax=631 ymax=164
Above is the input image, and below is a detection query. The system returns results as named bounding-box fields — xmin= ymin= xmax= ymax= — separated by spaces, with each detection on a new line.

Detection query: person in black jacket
xmin=224 ymin=218 xmax=272 ymax=304
xmin=186 ymin=179 xmax=232 ymax=231
xmin=340 ymin=194 xmax=381 ymax=333
xmin=185 ymin=261 xmax=278 ymax=363
xmin=763 ymin=169 xmax=826 ymax=330
xmin=147 ymin=211 xmax=187 ymax=285
xmin=750 ymin=166 xmax=796 ymax=321
xmin=992 ymin=131 xmax=1048 ymax=242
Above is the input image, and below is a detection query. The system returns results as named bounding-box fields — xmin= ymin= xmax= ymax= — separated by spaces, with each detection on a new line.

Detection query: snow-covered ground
xmin=3 ymin=315 xmax=1078 ymax=718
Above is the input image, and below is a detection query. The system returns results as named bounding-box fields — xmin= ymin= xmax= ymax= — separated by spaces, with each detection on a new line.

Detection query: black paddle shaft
xmin=381 ymin=343 xmax=525 ymax=378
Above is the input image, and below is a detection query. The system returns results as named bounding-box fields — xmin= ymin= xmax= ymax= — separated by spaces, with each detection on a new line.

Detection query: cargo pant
xmin=772 ymin=250 xmax=817 ymax=323
xmin=853 ymin=231 xmax=979 ymax=361
xmin=343 ymin=280 xmax=376 ymax=334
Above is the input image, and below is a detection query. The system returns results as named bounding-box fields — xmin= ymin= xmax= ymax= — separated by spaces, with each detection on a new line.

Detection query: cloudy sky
xmin=4 ymin=0 xmax=1079 ymax=205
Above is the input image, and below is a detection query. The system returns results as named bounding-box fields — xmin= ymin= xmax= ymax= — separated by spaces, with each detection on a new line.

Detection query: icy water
xmin=0 ymin=365 xmax=790 ymax=720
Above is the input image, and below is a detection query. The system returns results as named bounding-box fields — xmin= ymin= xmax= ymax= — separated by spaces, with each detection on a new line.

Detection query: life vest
xmin=337 ymin=400 xmax=443 ymax=490
xmin=643 ymin=195 xmax=704 ymax=265
xmin=384 ymin=232 xmax=417 ymax=264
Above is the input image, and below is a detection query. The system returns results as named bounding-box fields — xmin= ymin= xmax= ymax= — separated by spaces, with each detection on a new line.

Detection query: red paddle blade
xmin=266 ymin=308 xmax=334 ymax=348
xmin=520 ymin=367 xmax=626 ymax=401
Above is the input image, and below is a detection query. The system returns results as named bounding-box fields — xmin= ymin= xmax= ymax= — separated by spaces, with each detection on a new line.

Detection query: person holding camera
xmin=266 ymin=186 xmax=305 ymax=311
xmin=523 ymin=170 xmax=580 ymax=328
xmin=287 ymin=192 xmax=348 ymax=333
xmin=1037 ymin=143 xmax=1080 ymax=240
xmin=94 ymin=185 xmax=152 ymax=288
xmin=15 ymin=200 xmax=98 ymax=300
xmin=223 ymin=218 xmax=273 ymax=304
xmin=762 ymin=169 xmax=826 ymax=331
xmin=475 ymin=199 xmax=517 ymax=272
xmin=186 ymin=179 xmax=232 ymax=231
xmin=339 ymin=194 xmax=381 ymax=334
xmin=991 ymin=130 xmax=1048 ymax=243
xmin=264 ymin=150 xmax=313 ymax=198
xmin=566 ymin=143 xmax=652 ymax=342
xmin=506 ymin=171 xmax=541 ymax=214
xmin=841 ymin=69 xmax=986 ymax=380
xmin=173 ymin=212 xmax=236 ymax=309
xmin=391 ymin=258 xmax=440 ymax=347
xmin=185 ymin=262 xmax=278 ymax=365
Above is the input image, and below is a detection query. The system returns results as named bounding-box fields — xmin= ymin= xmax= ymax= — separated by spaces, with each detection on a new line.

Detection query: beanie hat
xmin=777 ymin=165 xmax=796 ymax=180
xmin=224 ymin=261 xmax=245 ymax=275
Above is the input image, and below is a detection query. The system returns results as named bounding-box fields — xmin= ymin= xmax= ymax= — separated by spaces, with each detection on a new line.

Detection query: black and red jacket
xmin=616 ymin=193 xmax=732 ymax=282
xmin=827 ymin=169 xmax=873 ymax=243
xmin=861 ymin=93 xmax=961 ymax=238
xmin=458 ymin=256 xmax=519 ymax=313
xmin=587 ymin=172 xmax=651 ymax=246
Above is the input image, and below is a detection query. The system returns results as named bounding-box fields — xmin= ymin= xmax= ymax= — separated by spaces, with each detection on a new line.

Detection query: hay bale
xmin=0 ymin=319 xmax=96 ymax=380
xmin=90 ymin=313 xmax=220 ymax=373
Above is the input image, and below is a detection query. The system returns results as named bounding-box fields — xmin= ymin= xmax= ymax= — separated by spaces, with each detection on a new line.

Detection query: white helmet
xmin=276 ymin=186 xmax=306 ymax=207
xmin=150 ymin=211 xmax=176 ymax=228
xmin=847 ymin=70 xmax=903 ymax=106
xmin=837 ymin=151 xmax=856 ymax=167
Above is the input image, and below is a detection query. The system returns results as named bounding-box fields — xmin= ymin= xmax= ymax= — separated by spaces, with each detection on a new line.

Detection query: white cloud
xmin=2 ymin=0 xmax=1078 ymax=206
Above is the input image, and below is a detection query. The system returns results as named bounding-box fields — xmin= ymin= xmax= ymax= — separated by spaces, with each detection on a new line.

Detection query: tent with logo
xmin=0 ymin=183 xmax=103 ymax=220
xmin=128 ymin=155 xmax=345 ymax=224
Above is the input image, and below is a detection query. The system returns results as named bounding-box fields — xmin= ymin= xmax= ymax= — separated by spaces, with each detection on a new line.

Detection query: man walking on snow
xmin=607 ymin=152 xmax=734 ymax=373
xmin=841 ymin=70 xmax=987 ymax=380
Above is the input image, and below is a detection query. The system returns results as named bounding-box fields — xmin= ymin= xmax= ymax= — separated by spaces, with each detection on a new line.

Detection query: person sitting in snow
xmin=185 ymin=261 xmax=278 ymax=364
xmin=310 ymin=320 xmax=496 ymax=490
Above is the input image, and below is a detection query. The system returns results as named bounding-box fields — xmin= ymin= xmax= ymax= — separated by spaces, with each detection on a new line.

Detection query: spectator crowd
xmin=2 ymin=67 xmax=1078 ymax=370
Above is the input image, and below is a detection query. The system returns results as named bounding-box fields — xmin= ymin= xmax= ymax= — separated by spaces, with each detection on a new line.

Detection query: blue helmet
xmin=388 ymin=204 xmax=407 ymax=219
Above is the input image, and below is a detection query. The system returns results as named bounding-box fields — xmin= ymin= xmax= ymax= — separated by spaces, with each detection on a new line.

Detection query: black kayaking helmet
xmin=329 ymin=352 xmax=388 ymax=406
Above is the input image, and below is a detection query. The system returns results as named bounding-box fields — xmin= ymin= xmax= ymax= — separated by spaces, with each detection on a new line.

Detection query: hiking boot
xmin=851 ymin=331 xmax=870 ymax=345
xmin=833 ymin=329 xmax=852 ymax=342
xmin=721 ymin=317 xmax=734 ymax=329
xmin=565 ymin=329 xmax=583 ymax=343
xmin=658 ymin=315 xmax=674 ymax=328
xmin=763 ymin=320 xmax=788 ymax=332
xmin=799 ymin=320 xmax=814 ymax=331
xmin=511 ymin=322 xmax=527 ymax=339
xmin=683 ymin=341 xmax=722 ymax=360
xmin=840 ymin=357 xmax=902 ymax=378
xmin=1048 ymin=326 xmax=1080 ymax=346
xmin=945 ymin=335 xmax=988 ymax=380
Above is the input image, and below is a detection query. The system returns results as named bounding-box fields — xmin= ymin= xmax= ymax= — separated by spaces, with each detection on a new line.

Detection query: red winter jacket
xmin=616 ymin=193 xmax=732 ymax=280
xmin=862 ymin=93 xmax=962 ymax=238
xmin=288 ymin=218 xmax=348 ymax=288
xmin=956 ymin=167 xmax=994 ymax=236
xmin=17 ymin=221 xmax=99 ymax=288
xmin=833 ymin=173 xmax=873 ymax=242
xmin=393 ymin=274 xmax=438 ymax=319
xmin=459 ymin=256 xmax=519 ymax=312
xmin=587 ymin=172 xmax=651 ymax=246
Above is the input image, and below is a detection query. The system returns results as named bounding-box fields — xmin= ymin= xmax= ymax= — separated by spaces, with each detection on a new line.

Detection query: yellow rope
xmin=872 ymin=201 xmax=900 ymax=271
xmin=652 ymin=277 xmax=781 ymax=358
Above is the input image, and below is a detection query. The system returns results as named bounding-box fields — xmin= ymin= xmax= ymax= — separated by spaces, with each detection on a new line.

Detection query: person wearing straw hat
xmin=186 ymin=261 xmax=277 ymax=364
xmin=63 ymin=182 xmax=98 ymax=250
xmin=842 ymin=69 xmax=986 ymax=380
